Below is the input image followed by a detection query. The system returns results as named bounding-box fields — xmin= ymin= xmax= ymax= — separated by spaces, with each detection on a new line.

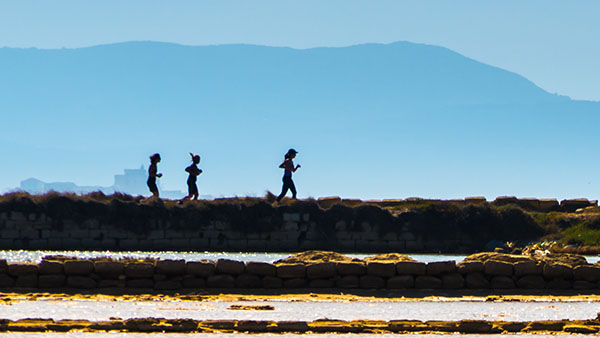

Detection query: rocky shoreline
xmin=2 ymin=317 xmax=599 ymax=334
xmin=1 ymin=251 xmax=599 ymax=292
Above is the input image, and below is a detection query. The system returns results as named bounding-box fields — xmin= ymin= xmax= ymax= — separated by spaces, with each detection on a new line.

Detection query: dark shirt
xmin=186 ymin=164 xmax=202 ymax=183
xmin=148 ymin=163 xmax=157 ymax=180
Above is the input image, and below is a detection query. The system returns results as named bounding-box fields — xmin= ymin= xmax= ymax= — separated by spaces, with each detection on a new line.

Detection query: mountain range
xmin=1 ymin=41 xmax=598 ymax=199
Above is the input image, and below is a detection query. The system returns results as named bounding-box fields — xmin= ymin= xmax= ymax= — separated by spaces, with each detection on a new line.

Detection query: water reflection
xmin=0 ymin=250 xmax=597 ymax=264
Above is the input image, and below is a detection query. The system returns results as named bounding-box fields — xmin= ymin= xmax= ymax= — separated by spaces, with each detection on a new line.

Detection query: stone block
xmin=146 ymin=230 xmax=165 ymax=240
xmin=188 ymin=238 xmax=210 ymax=249
xmin=516 ymin=275 xmax=545 ymax=289
xmin=336 ymin=275 xmax=359 ymax=288
xmin=0 ymin=239 xmax=14 ymax=249
xmin=153 ymin=274 xmax=167 ymax=281
xmin=456 ymin=320 xmax=494 ymax=334
xmin=152 ymin=239 xmax=171 ymax=249
xmin=19 ymin=229 xmax=39 ymax=239
xmin=442 ymin=273 xmax=465 ymax=289
xmin=126 ymin=278 xmax=154 ymax=289
xmin=182 ymin=276 xmax=206 ymax=288
xmin=98 ymin=279 xmax=125 ymax=288
xmin=399 ymin=232 xmax=416 ymax=241
xmin=514 ymin=261 xmax=542 ymax=276
xmin=306 ymin=262 xmax=336 ymax=279
xmin=38 ymin=274 xmax=66 ymax=288
xmin=359 ymin=275 xmax=385 ymax=289
xmin=216 ymin=259 xmax=245 ymax=275
xmin=39 ymin=261 xmax=64 ymax=275
xmin=456 ymin=261 xmax=483 ymax=274
xmin=67 ymin=276 xmax=96 ymax=288
xmin=335 ymin=231 xmax=351 ymax=240
xmin=310 ymin=279 xmax=336 ymax=288
xmin=493 ymin=196 xmax=518 ymax=205
xmin=226 ymin=239 xmax=248 ymax=250
xmin=538 ymin=199 xmax=559 ymax=211
xmin=1 ymin=230 xmax=19 ymax=239
xmin=543 ymin=263 xmax=573 ymax=279
xmin=169 ymin=238 xmax=190 ymax=248
xmin=80 ymin=239 xmax=101 ymax=249
xmin=8 ymin=263 xmax=38 ymax=276
xmin=94 ymin=261 xmax=124 ymax=277
xmin=484 ymin=260 xmax=513 ymax=276
xmin=64 ymin=260 xmax=94 ymax=275
xmin=573 ymin=280 xmax=596 ymax=290
xmin=155 ymin=260 xmax=186 ymax=275
xmin=46 ymin=238 xmax=63 ymax=249
xmin=61 ymin=238 xmax=81 ymax=248
xmin=560 ymin=198 xmax=593 ymax=212
xmin=336 ymin=262 xmax=366 ymax=275
xmin=207 ymin=274 xmax=235 ymax=288
xmin=573 ymin=265 xmax=600 ymax=282
xmin=546 ymin=278 xmax=572 ymax=289
xmin=70 ymin=229 xmax=89 ymax=238
xmin=396 ymin=261 xmax=426 ymax=275
xmin=277 ymin=264 xmax=306 ymax=279
xmin=426 ymin=261 xmax=456 ymax=275
xmin=10 ymin=211 xmax=27 ymax=221
xmin=15 ymin=274 xmax=38 ymax=288
xmin=387 ymin=275 xmax=414 ymax=289
xmin=0 ymin=274 xmax=15 ymax=287
xmin=283 ymin=213 xmax=301 ymax=222
xmin=283 ymin=278 xmax=307 ymax=288
xmin=125 ymin=263 xmax=154 ymax=278
xmin=465 ymin=273 xmax=490 ymax=289
xmin=186 ymin=261 xmax=215 ymax=277
xmin=298 ymin=240 xmax=319 ymax=250
xmin=415 ymin=276 xmax=442 ymax=289
xmin=465 ymin=197 xmax=487 ymax=204
xmin=154 ymin=279 xmax=182 ymax=290
xmin=490 ymin=276 xmax=515 ymax=289
xmin=245 ymin=262 xmax=276 ymax=276
xmin=337 ymin=240 xmax=355 ymax=250
xmin=262 ymin=276 xmax=283 ymax=288
xmin=352 ymin=232 xmax=379 ymax=240
xmin=235 ymin=274 xmax=262 ymax=288
xmin=367 ymin=262 xmax=396 ymax=277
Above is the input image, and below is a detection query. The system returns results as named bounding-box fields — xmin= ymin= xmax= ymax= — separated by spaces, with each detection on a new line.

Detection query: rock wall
xmin=0 ymin=194 xmax=596 ymax=253
xmin=1 ymin=254 xmax=599 ymax=291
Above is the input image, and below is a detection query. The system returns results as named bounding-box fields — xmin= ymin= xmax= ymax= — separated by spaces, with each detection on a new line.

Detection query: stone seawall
xmin=2 ymin=194 xmax=583 ymax=253
xmin=1 ymin=253 xmax=599 ymax=291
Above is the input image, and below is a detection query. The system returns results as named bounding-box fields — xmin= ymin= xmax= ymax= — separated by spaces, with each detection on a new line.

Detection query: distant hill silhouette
xmin=1 ymin=41 xmax=598 ymax=198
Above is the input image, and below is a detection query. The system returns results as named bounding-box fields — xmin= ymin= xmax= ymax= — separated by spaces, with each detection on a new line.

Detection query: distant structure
xmin=19 ymin=166 xmax=188 ymax=199
xmin=20 ymin=178 xmax=110 ymax=195
xmin=113 ymin=166 xmax=147 ymax=196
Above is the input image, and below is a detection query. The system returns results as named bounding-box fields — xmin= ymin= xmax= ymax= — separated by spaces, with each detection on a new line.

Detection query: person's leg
xmin=277 ymin=178 xmax=290 ymax=201
xmin=192 ymin=183 xmax=199 ymax=200
xmin=289 ymin=179 xmax=297 ymax=199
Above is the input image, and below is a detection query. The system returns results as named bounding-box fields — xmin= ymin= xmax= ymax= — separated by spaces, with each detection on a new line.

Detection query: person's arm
xmin=293 ymin=164 xmax=301 ymax=172
xmin=279 ymin=160 xmax=287 ymax=169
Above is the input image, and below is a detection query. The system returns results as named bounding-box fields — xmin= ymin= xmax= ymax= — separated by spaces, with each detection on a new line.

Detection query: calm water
xmin=0 ymin=250 xmax=470 ymax=263
xmin=0 ymin=250 xmax=597 ymax=264
xmin=0 ymin=299 xmax=598 ymax=322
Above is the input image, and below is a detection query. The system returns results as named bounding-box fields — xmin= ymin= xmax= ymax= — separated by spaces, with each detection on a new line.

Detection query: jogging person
xmin=276 ymin=149 xmax=300 ymax=202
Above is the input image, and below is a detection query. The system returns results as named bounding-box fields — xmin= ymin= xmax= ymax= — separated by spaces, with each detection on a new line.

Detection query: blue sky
xmin=1 ymin=0 xmax=598 ymax=101
xmin=1 ymin=1 xmax=599 ymax=200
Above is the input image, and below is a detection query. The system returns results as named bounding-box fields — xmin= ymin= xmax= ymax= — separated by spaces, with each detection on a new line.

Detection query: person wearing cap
xmin=147 ymin=153 xmax=163 ymax=199
xmin=180 ymin=153 xmax=203 ymax=203
xmin=276 ymin=149 xmax=301 ymax=202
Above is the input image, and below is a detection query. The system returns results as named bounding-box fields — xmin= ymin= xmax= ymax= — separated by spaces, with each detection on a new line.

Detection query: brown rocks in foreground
xmin=0 ymin=251 xmax=597 ymax=292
